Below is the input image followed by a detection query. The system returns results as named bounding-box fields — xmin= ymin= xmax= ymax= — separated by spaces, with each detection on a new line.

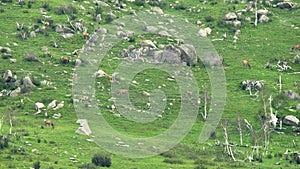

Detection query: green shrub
xmin=78 ymin=163 xmax=97 ymax=169
xmin=205 ymin=16 xmax=215 ymax=22
xmin=41 ymin=2 xmax=51 ymax=11
xmin=174 ymin=3 xmax=187 ymax=10
xmin=163 ymin=158 xmax=184 ymax=164
xmin=1 ymin=0 xmax=13 ymax=3
xmin=0 ymin=135 xmax=9 ymax=149
xmin=149 ymin=0 xmax=167 ymax=7
xmin=33 ymin=161 xmax=40 ymax=169
xmin=92 ymin=154 xmax=111 ymax=167
xmin=95 ymin=6 xmax=103 ymax=16
xmin=195 ymin=164 xmax=207 ymax=169
xmin=134 ymin=0 xmax=146 ymax=6
xmin=54 ymin=5 xmax=77 ymax=15
xmin=267 ymin=154 xmax=273 ymax=159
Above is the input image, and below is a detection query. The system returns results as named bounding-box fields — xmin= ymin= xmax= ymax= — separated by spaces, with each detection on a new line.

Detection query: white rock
xmin=9 ymin=58 xmax=16 ymax=63
xmin=283 ymin=115 xmax=299 ymax=126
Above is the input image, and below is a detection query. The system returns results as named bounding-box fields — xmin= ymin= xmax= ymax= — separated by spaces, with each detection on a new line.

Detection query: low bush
xmin=78 ymin=163 xmax=97 ymax=169
xmin=33 ymin=161 xmax=40 ymax=169
xmin=92 ymin=153 xmax=111 ymax=167
xmin=163 ymin=158 xmax=184 ymax=164
xmin=54 ymin=5 xmax=77 ymax=15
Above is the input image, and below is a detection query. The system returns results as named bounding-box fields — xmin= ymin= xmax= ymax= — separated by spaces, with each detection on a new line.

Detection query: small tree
xmin=33 ymin=161 xmax=40 ymax=169
xmin=92 ymin=154 xmax=111 ymax=167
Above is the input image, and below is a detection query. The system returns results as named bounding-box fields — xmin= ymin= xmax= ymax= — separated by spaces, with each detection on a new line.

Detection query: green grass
xmin=0 ymin=0 xmax=300 ymax=168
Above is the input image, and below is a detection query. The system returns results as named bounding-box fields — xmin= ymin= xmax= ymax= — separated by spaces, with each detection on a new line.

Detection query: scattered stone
xmin=95 ymin=14 xmax=102 ymax=23
xmin=223 ymin=12 xmax=238 ymax=21
xmin=285 ymin=90 xmax=299 ymax=100
xmin=296 ymin=104 xmax=300 ymax=110
xmin=9 ymin=87 xmax=21 ymax=97
xmin=9 ymin=58 xmax=17 ymax=63
xmin=152 ymin=7 xmax=164 ymax=14
xmin=3 ymin=70 xmax=12 ymax=82
xmin=241 ymin=80 xmax=264 ymax=91
xmin=163 ymin=45 xmax=182 ymax=64
xmin=22 ymin=76 xmax=36 ymax=88
xmin=144 ymin=26 xmax=158 ymax=33
xmin=283 ymin=115 xmax=299 ymax=126
xmin=138 ymin=40 xmax=156 ymax=48
xmin=76 ymin=119 xmax=92 ymax=135
xmin=62 ymin=33 xmax=74 ymax=39
xmin=233 ymin=20 xmax=242 ymax=27
xmin=276 ymin=1 xmax=297 ymax=9
xmin=24 ymin=53 xmax=39 ymax=61
xmin=259 ymin=15 xmax=270 ymax=23
xmin=0 ymin=46 xmax=11 ymax=53
xmin=257 ymin=9 xmax=269 ymax=15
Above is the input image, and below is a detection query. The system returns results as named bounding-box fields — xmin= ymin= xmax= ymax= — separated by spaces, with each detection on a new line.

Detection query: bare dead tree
xmin=0 ymin=115 xmax=3 ymax=134
xmin=16 ymin=22 xmax=24 ymax=31
xmin=9 ymin=114 xmax=13 ymax=135
xmin=279 ymin=75 xmax=282 ymax=93
xmin=202 ymin=92 xmax=208 ymax=120
xmin=222 ymin=119 xmax=236 ymax=161
xmin=261 ymin=116 xmax=270 ymax=152
xmin=254 ymin=0 xmax=258 ymax=26
xmin=236 ymin=114 xmax=244 ymax=146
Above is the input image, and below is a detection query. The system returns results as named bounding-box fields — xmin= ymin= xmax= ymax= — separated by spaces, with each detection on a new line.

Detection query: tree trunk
xmin=254 ymin=0 xmax=258 ymax=26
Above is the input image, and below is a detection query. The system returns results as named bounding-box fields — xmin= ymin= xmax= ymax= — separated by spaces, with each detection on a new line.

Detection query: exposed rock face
xmin=23 ymin=76 xmax=36 ymax=88
xmin=203 ymin=52 xmax=223 ymax=67
xmin=3 ymin=70 xmax=13 ymax=82
xmin=9 ymin=87 xmax=21 ymax=97
xmin=283 ymin=115 xmax=299 ymax=126
xmin=178 ymin=44 xmax=197 ymax=66
xmin=162 ymin=45 xmax=182 ymax=65
xmin=76 ymin=119 xmax=92 ymax=135
xmin=138 ymin=40 xmax=157 ymax=48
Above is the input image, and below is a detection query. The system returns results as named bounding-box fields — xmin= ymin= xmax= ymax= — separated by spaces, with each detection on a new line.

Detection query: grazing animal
xmin=44 ymin=119 xmax=54 ymax=129
xmin=292 ymin=44 xmax=300 ymax=51
xmin=83 ymin=31 xmax=89 ymax=39
xmin=117 ymin=89 xmax=128 ymax=94
xmin=60 ymin=56 xmax=70 ymax=64
xmin=242 ymin=60 xmax=251 ymax=68
xmin=44 ymin=22 xmax=50 ymax=26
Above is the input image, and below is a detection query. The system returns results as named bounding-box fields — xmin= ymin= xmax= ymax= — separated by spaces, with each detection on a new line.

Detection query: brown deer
xmin=292 ymin=44 xmax=300 ymax=51
xmin=44 ymin=119 xmax=54 ymax=129
xmin=242 ymin=60 xmax=251 ymax=68
xmin=117 ymin=89 xmax=128 ymax=95
xmin=44 ymin=22 xmax=50 ymax=27
xmin=83 ymin=31 xmax=89 ymax=39
xmin=60 ymin=56 xmax=70 ymax=64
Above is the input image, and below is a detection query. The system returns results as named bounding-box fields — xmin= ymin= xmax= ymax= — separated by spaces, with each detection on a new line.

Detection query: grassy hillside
xmin=0 ymin=0 xmax=300 ymax=168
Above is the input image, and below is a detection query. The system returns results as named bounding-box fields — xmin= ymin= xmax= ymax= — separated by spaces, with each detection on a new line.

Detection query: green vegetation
xmin=0 ymin=0 xmax=299 ymax=168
